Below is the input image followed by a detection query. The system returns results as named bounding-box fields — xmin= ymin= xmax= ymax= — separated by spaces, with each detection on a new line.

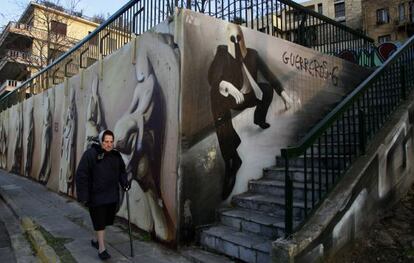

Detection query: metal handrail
xmin=281 ymin=34 xmax=414 ymax=235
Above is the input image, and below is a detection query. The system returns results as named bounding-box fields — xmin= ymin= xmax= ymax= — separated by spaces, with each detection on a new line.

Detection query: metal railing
xmin=0 ymin=0 xmax=374 ymax=111
xmin=281 ymin=34 xmax=414 ymax=236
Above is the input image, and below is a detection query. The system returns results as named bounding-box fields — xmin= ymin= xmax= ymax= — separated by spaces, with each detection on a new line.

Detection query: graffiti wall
xmin=0 ymin=20 xmax=180 ymax=242
xmin=338 ymin=42 xmax=400 ymax=67
xmin=177 ymin=9 xmax=373 ymax=230
xmin=0 ymin=9 xmax=379 ymax=244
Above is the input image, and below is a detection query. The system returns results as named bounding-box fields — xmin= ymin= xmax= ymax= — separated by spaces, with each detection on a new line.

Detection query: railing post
xmin=401 ymin=64 xmax=406 ymax=100
xmin=284 ymin=153 xmax=293 ymax=237
xmin=358 ymin=109 xmax=366 ymax=155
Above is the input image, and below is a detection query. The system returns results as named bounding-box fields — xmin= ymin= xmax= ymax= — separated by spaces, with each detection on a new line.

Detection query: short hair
xmin=101 ymin=130 xmax=114 ymax=142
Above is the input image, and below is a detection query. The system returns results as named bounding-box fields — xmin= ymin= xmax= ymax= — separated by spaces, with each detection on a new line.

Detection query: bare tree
xmin=3 ymin=0 xmax=83 ymax=82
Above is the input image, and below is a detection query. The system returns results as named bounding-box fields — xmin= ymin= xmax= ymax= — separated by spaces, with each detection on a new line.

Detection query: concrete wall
xmin=0 ymin=19 xmax=180 ymax=242
xmin=176 ymin=10 xmax=371 ymax=236
xmin=272 ymin=94 xmax=414 ymax=262
xmin=0 ymin=9 xmax=373 ymax=245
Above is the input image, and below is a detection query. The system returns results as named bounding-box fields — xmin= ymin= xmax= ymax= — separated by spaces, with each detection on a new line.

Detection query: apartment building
xmin=296 ymin=0 xmax=363 ymax=30
xmin=362 ymin=0 xmax=414 ymax=44
xmin=0 ymin=1 xmax=99 ymax=97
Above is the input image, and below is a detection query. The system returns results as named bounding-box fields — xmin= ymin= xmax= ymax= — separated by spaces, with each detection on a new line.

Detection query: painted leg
xmin=145 ymin=191 xmax=169 ymax=241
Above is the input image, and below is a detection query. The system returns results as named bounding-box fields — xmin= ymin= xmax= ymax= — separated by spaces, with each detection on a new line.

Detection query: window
xmin=378 ymin=34 xmax=391 ymax=44
xmin=50 ymin=20 xmax=67 ymax=35
xmin=334 ymin=2 xmax=345 ymax=18
xmin=399 ymin=3 xmax=406 ymax=22
xmin=318 ymin=3 xmax=323 ymax=14
xmin=376 ymin=8 xmax=390 ymax=24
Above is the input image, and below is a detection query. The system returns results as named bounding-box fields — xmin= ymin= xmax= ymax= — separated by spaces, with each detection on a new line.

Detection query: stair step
xmin=219 ymin=208 xmax=285 ymax=239
xmin=248 ymin=178 xmax=326 ymax=201
xmin=181 ymin=246 xmax=234 ymax=263
xmin=232 ymin=192 xmax=307 ymax=219
xmin=311 ymin=143 xmax=358 ymax=155
xmin=263 ymin=166 xmax=331 ymax=183
xmin=200 ymin=225 xmax=271 ymax=263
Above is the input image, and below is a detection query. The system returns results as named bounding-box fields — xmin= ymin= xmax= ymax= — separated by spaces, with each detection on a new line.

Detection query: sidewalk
xmin=0 ymin=169 xmax=192 ymax=263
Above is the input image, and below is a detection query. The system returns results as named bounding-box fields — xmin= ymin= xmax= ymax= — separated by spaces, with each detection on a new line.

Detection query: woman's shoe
xmin=98 ymin=250 xmax=111 ymax=260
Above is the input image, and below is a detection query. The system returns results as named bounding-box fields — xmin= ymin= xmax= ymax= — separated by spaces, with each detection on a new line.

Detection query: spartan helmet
xmin=226 ymin=23 xmax=247 ymax=61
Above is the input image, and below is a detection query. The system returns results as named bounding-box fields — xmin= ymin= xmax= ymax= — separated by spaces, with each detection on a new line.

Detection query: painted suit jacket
xmin=208 ymin=45 xmax=284 ymax=97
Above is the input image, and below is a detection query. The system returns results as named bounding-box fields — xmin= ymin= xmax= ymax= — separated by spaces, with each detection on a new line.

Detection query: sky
xmin=0 ymin=0 xmax=309 ymax=29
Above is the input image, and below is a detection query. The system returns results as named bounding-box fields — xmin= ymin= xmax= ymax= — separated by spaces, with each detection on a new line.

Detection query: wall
xmin=0 ymin=20 xmax=180 ymax=242
xmin=272 ymin=96 xmax=414 ymax=262
xmin=176 ymin=10 xmax=372 ymax=234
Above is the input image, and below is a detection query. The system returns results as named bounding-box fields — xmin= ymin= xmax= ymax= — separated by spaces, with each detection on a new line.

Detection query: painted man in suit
xmin=208 ymin=24 xmax=293 ymax=199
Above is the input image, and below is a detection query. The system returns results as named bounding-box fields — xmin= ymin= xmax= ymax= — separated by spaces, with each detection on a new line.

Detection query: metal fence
xmin=281 ymin=34 xmax=414 ymax=236
xmin=0 ymin=0 xmax=374 ymax=111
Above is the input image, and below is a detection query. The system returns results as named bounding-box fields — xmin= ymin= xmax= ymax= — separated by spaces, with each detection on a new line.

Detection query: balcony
xmin=0 ymin=49 xmax=42 ymax=69
xmin=0 ymin=21 xmax=80 ymax=49
xmin=0 ymin=79 xmax=22 ymax=96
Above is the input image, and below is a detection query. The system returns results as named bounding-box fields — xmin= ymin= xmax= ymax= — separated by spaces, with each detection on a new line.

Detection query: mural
xmin=38 ymin=91 xmax=54 ymax=184
xmin=24 ymin=102 xmax=34 ymax=177
xmin=59 ymin=88 xmax=77 ymax=195
xmin=337 ymin=42 xmax=399 ymax=67
xmin=10 ymin=104 xmax=23 ymax=174
xmin=115 ymin=32 xmax=178 ymax=241
xmin=208 ymin=24 xmax=296 ymax=199
xmin=0 ymin=10 xmax=380 ymax=245
xmin=84 ymin=75 xmax=105 ymax=151
xmin=178 ymin=10 xmax=372 ymax=228
xmin=0 ymin=112 xmax=7 ymax=169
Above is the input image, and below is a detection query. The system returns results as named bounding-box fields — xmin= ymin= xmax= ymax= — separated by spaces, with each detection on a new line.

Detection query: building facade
xmin=298 ymin=0 xmax=363 ymax=31
xmin=0 ymin=2 xmax=98 ymax=98
xmin=362 ymin=0 xmax=414 ymax=44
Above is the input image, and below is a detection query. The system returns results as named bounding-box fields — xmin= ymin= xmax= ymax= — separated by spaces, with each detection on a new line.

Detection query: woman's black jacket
xmin=75 ymin=143 xmax=128 ymax=207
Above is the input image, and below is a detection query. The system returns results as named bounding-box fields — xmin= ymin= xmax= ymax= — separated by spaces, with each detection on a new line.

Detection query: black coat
xmin=76 ymin=143 xmax=128 ymax=207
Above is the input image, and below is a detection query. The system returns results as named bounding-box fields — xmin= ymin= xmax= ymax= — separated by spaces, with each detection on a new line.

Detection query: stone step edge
xmin=21 ymin=217 xmax=61 ymax=263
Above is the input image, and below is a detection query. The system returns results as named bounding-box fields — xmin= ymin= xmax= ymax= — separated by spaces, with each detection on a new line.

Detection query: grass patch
xmin=37 ymin=226 xmax=76 ymax=263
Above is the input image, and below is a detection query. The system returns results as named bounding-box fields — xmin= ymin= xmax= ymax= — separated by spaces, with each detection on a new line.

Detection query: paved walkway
xmin=0 ymin=169 xmax=192 ymax=263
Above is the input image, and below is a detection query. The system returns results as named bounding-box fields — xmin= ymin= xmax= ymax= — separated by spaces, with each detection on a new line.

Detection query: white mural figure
xmin=0 ymin=117 xmax=7 ymax=169
xmin=11 ymin=104 xmax=23 ymax=174
xmin=59 ymin=88 xmax=77 ymax=195
xmin=84 ymin=75 xmax=104 ymax=150
xmin=24 ymin=105 xmax=34 ymax=177
xmin=115 ymin=33 xmax=177 ymax=241
xmin=38 ymin=93 xmax=53 ymax=184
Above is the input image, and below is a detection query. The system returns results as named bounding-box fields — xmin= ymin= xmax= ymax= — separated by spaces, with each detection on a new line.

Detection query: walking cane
xmin=126 ymin=188 xmax=134 ymax=257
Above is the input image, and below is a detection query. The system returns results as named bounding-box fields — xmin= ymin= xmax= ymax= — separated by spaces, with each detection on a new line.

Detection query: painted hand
xmin=219 ymin=80 xmax=245 ymax=104
xmin=281 ymin=91 xmax=294 ymax=110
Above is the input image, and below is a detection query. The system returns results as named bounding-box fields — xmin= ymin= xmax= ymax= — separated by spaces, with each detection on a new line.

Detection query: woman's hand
xmin=219 ymin=80 xmax=245 ymax=104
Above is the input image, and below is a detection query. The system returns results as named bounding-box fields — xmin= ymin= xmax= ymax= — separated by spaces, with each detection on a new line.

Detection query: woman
xmin=76 ymin=130 xmax=129 ymax=260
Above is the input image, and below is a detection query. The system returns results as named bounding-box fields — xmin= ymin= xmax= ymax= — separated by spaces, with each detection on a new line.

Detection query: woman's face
xmin=102 ymin=134 xmax=114 ymax=152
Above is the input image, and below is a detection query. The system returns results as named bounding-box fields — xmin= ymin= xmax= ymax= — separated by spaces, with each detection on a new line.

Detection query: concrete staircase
xmin=199 ymin=116 xmax=358 ymax=262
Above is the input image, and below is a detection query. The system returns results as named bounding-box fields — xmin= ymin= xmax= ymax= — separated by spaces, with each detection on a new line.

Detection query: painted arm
xmin=219 ymin=80 xmax=245 ymax=104
xmin=257 ymin=52 xmax=293 ymax=110
xmin=129 ymin=74 xmax=155 ymax=152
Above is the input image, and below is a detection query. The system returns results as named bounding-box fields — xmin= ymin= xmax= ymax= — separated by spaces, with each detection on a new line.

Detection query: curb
xmin=21 ymin=217 xmax=60 ymax=263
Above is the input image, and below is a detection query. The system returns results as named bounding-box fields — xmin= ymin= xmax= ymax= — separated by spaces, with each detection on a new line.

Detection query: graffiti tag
xmin=282 ymin=51 xmax=339 ymax=86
